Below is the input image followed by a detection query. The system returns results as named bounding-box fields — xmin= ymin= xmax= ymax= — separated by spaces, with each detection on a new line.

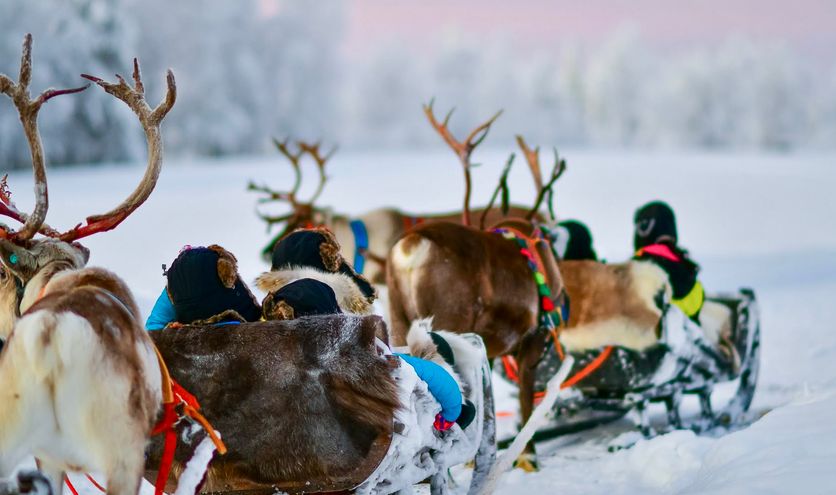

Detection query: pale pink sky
xmin=342 ymin=0 xmax=836 ymax=56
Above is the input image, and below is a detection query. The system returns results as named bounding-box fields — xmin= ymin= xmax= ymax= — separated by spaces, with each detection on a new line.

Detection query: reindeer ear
xmin=0 ymin=239 xmax=38 ymax=282
xmin=207 ymin=244 xmax=238 ymax=289
xmin=71 ymin=242 xmax=91 ymax=265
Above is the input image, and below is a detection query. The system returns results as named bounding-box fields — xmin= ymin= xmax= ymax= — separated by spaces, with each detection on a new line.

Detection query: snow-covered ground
xmin=5 ymin=148 xmax=836 ymax=493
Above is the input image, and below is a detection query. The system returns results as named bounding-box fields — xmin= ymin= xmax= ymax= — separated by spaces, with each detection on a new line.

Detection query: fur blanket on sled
xmin=147 ymin=315 xmax=398 ymax=491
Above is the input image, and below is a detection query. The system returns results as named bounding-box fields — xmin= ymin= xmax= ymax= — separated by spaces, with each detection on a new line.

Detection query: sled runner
xmin=144 ymin=315 xmax=495 ymax=495
xmin=498 ymin=288 xmax=760 ymax=440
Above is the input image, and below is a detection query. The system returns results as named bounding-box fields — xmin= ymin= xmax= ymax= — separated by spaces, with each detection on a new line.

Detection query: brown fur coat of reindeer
xmin=0 ymin=35 xmax=176 ymax=495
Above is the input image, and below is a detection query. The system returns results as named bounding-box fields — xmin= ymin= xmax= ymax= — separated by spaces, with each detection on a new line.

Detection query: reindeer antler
xmin=249 ymin=139 xmax=336 ymax=232
xmin=479 ymin=153 xmax=515 ymax=230
xmin=249 ymin=139 xmax=335 ymax=207
xmin=0 ymin=34 xmax=88 ymax=241
xmin=247 ymin=138 xmax=305 ymax=208
xmin=516 ymin=135 xmax=566 ymax=221
xmin=297 ymin=141 xmax=336 ymax=205
xmin=423 ymin=100 xmax=502 ymax=226
xmin=57 ymin=59 xmax=176 ymax=242
xmin=516 ymin=136 xmax=543 ymax=193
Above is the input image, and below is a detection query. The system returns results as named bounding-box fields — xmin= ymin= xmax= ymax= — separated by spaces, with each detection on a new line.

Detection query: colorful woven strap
xmin=493 ymin=228 xmax=565 ymax=332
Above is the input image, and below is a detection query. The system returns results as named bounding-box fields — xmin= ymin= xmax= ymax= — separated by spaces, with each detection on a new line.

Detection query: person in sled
xmin=261 ymin=237 xmax=475 ymax=431
xmin=145 ymin=245 xmax=262 ymax=330
xmin=552 ymin=219 xmax=598 ymax=261
xmin=632 ymin=201 xmax=738 ymax=368
xmin=632 ymin=201 xmax=703 ymax=321
xmin=255 ymin=227 xmax=376 ymax=315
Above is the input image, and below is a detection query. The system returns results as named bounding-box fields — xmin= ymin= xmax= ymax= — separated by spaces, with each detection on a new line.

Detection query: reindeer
xmin=248 ymin=136 xmax=543 ymax=286
xmin=0 ymin=35 xmax=176 ymax=495
xmin=508 ymin=138 xmax=673 ymax=354
xmin=386 ymin=104 xmax=571 ymax=472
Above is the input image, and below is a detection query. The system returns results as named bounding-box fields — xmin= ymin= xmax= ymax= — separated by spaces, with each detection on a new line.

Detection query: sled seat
xmin=144 ymin=315 xmax=400 ymax=494
xmin=533 ymin=290 xmax=755 ymax=397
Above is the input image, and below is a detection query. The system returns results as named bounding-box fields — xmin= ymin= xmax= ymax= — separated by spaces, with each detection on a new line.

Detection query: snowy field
xmin=5 ymin=148 xmax=836 ymax=494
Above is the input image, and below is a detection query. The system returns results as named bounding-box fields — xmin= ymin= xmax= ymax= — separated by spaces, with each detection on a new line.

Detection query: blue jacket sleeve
xmin=145 ymin=288 xmax=177 ymax=331
xmin=397 ymin=353 xmax=462 ymax=422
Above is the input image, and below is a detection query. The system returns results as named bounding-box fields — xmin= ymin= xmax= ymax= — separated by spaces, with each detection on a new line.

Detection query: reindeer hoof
xmin=513 ymin=453 xmax=539 ymax=472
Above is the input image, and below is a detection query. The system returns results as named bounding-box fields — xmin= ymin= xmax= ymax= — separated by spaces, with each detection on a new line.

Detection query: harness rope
xmin=151 ymin=345 xmax=227 ymax=495
xmin=493 ymin=227 xmax=565 ymax=348
xmin=493 ymin=226 xmax=613 ymax=397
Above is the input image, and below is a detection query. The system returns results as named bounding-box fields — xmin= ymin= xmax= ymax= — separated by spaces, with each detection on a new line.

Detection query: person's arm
xmin=145 ymin=288 xmax=177 ymax=331
xmin=397 ymin=353 xmax=462 ymax=422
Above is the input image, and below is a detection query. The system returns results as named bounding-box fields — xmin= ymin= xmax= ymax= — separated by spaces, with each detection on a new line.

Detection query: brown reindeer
xmin=0 ymin=35 xmax=176 ymax=495
xmin=248 ymin=138 xmax=541 ymax=285
xmin=510 ymin=137 xmax=675 ymax=353
xmin=386 ymin=106 xmax=569 ymax=471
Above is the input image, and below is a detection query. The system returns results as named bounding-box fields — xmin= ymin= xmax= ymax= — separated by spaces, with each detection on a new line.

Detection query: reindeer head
xmin=0 ymin=34 xmax=176 ymax=338
xmin=249 ymin=139 xmax=337 ymax=256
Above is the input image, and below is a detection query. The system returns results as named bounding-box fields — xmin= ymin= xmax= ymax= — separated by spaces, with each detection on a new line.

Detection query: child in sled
xmin=145 ymin=245 xmax=262 ymax=329
xmin=261 ymin=229 xmax=475 ymax=431
xmin=632 ymin=201 xmax=738 ymax=368
xmin=632 ymin=201 xmax=703 ymax=320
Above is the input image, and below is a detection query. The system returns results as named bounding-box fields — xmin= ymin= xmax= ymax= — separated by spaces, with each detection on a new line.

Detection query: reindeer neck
xmin=0 ymin=343 xmax=33 ymax=469
xmin=20 ymin=260 xmax=78 ymax=314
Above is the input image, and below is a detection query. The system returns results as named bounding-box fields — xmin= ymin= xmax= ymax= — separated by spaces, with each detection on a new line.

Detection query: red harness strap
xmin=504 ymin=346 xmax=615 ymax=404
xmin=151 ymin=347 xmax=227 ymax=495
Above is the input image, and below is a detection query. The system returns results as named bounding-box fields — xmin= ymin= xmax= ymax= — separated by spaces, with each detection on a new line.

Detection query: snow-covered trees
xmin=0 ymin=0 xmax=141 ymax=169
xmin=1 ymin=3 xmax=833 ymax=167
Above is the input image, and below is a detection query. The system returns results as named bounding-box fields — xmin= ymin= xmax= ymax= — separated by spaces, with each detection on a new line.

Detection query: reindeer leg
xmin=385 ymin=270 xmax=411 ymax=347
xmin=513 ymin=329 xmax=548 ymax=472
xmin=104 ymin=446 xmax=145 ymax=495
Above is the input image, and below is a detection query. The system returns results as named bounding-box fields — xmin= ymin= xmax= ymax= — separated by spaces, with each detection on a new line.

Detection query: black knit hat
xmin=634 ymin=201 xmax=678 ymax=250
xmin=262 ymin=278 xmax=342 ymax=320
xmin=167 ymin=246 xmax=261 ymax=324
xmin=270 ymin=228 xmax=376 ymax=302
xmin=558 ymin=220 xmax=598 ymax=261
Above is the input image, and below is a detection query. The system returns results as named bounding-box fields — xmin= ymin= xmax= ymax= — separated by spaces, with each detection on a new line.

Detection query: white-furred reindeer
xmin=0 ymin=34 xmax=176 ymax=495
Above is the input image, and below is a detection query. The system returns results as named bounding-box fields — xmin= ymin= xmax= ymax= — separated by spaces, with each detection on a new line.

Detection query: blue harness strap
xmin=349 ymin=219 xmax=369 ymax=274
